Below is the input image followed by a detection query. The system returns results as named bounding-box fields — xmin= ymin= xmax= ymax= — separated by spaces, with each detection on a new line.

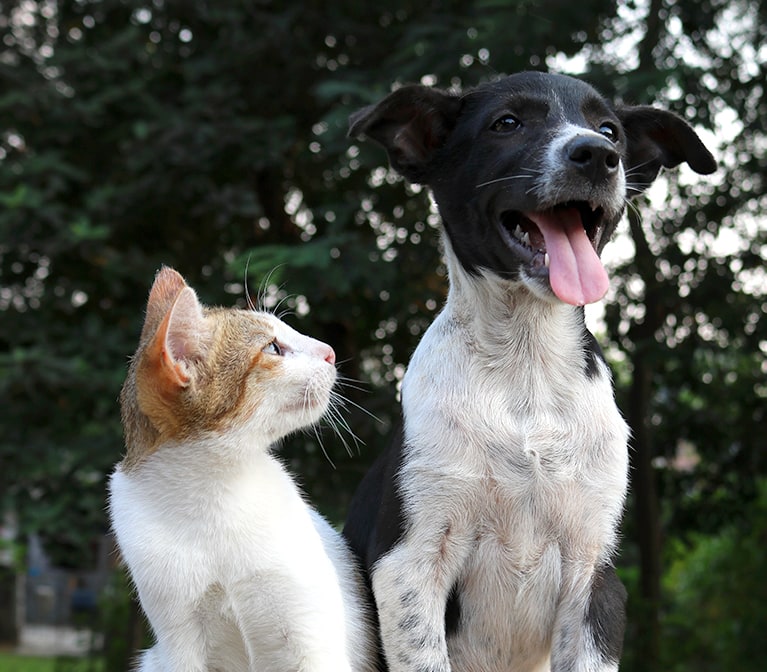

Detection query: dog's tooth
xmin=544 ymin=252 xmax=550 ymax=267
xmin=514 ymin=224 xmax=523 ymax=240
xmin=522 ymin=232 xmax=530 ymax=247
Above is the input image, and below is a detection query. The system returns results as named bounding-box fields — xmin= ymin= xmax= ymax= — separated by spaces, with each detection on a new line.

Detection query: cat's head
xmin=120 ymin=266 xmax=336 ymax=468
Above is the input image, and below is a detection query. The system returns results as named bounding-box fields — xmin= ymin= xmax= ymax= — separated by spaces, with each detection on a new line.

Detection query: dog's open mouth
xmin=500 ymin=202 xmax=609 ymax=306
xmin=501 ymin=202 xmax=605 ymax=257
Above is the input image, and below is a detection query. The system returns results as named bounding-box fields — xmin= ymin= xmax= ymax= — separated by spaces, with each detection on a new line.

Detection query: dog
xmin=342 ymin=72 xmax=716 ymax=672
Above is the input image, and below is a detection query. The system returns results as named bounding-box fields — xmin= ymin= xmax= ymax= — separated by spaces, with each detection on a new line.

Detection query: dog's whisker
xmin=625 ymin=180 xmax=654 ymax=197
xmin=624 ymin=156 xmax=659 ymax=176
xmin=475 ymin=173 xmax=538 ymax=189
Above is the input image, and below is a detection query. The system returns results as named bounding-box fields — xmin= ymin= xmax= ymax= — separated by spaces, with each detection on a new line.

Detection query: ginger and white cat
xmin=109 ymin=267 xmax=376 ymax=672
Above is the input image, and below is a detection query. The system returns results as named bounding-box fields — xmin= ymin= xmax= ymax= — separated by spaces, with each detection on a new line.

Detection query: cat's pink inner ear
xmin=160 ymin=287 xmax=207 ymax=386
xmin=141 ymin=267 xmax=189 ymax=343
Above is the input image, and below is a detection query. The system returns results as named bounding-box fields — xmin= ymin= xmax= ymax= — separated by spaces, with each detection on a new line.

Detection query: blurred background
xmin=0 ymin=0 xmax=764 ymax=670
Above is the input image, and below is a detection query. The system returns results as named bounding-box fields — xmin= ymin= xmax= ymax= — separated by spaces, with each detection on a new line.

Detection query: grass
xmin=0 ymin=653 xmax=101 ymax=672
xmin=0 ymin=654 xmax=54 ymax=672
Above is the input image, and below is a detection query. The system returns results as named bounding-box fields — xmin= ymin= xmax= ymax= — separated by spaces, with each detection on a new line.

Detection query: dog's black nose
xmin=567 ymin=136 xmax=620 ymax=183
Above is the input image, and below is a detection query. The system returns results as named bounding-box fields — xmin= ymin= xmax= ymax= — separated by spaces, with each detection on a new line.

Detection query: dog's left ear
xmin=348 ymin=85 xmax=462 ymax=184
xmin=617 ymin=106 xmax=717 ymax=197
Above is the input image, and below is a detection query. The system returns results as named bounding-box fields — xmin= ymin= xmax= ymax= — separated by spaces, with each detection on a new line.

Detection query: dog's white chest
xmin=397 ymin=294 xmax=629 ymax=670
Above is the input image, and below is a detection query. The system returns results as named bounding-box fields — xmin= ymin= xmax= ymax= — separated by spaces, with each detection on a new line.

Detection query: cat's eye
xmin=491 ymin=114 xmax=522 ymax=133
xmin=263 ymin=340 xmax=283 ymax=356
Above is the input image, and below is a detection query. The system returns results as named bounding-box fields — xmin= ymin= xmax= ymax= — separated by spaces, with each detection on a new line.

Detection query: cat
xmin=108 ymin=266 xmax=376 ymax=672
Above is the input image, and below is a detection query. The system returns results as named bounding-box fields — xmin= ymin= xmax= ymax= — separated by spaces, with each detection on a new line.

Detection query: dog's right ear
xmin=617 ymin=105 xmax=717 ymax=197
xmin=348 ymin=85 xmax=462 ymax=184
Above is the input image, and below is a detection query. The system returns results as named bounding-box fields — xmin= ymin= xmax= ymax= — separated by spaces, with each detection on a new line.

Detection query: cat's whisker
xmin=327 ymin=397 xmax=361 ymax=440
xmin=334 ymin=375 xmax=372 ymax=395
xmin=299 ymin=383 xmax=339 ymax=466
xmin=268 ymin=290 xmax=299 ymax=320
xmin=254 ymin=266 xmax=284 ymax=312
xmin=323 ymin=418 xmax=355 ymax=458
xmin=330 ymin=389 xmax=382 ymax=425
xmin=318 ymin=386 xmax=369 ymax=456
xmin=310 ymin=422 xmax=337 ymax=469
xmin=276 ymin=308 xmax=297 ymax=321
xmin=322 ymin=400 xmax=363 ymax=457
xmin=242 ymin=255 xmax=258 ymax=312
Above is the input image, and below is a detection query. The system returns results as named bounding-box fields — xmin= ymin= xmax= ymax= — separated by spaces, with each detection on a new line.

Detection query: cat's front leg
xmin=231 ymin=575 xmax=354 ymax=672
xmin=371 ymin=520 xmax=471 ymax=672
xmin=131 ymin=578 xmax=211 ymax=672
xmin=132 ymin=635 xmax=208 ymax=672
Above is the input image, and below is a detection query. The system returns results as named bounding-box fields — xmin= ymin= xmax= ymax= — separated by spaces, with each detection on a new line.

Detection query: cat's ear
xmin=149 ymin=286 xmax=209 ymax=389
xmin=141 ymin=266 xmax=189 ymax=343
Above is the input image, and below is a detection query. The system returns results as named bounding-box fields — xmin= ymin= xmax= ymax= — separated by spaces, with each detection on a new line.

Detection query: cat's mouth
xmin=282 ymin=374 xmax=335 ymax=417
xmin=498 ymin=202 xmax=610 ymax=305
xmin=283 ymin=394 xmax=328 ymax=414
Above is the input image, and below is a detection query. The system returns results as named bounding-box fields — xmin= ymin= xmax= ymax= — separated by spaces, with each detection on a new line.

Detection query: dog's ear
xmin=348 ymin=85 xmax=462 ymax=184
xmin=617 ymin=106 xmax=717 ymax=197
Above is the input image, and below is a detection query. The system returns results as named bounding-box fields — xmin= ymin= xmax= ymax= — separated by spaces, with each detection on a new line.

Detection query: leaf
xmin=68 ymin=216 xmax=110 ymax=242
xmin=0 ymin=184 xmax=41 ymax=209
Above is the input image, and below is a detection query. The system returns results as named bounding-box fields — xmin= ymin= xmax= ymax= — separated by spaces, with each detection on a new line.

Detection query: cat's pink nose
xmin=323 ymin=346 xmax=336 ymax=365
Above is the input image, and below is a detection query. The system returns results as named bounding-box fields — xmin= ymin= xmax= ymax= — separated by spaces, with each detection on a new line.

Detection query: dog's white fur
xmin=372 ymin=240 xmax=629 ymax=672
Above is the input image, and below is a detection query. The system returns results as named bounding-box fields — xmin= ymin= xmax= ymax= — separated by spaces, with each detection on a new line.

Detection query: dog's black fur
xmin=344 ymin=72 xmax=715 ymax=672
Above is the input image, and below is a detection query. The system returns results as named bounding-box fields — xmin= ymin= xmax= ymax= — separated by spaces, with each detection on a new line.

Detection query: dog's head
xmin=349 ymin=72 xmax=716 ymax=306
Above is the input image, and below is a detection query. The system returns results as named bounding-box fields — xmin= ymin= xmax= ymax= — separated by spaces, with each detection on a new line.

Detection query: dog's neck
xmin=441 ymin=234 xmax=589 ymax=361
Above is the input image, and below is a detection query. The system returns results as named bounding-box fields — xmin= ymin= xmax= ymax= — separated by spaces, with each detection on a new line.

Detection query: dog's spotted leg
xmin=371 ymin=520 xmax=470 ymax=672
xmin=551 ymin=564 xmax=626 ymax=672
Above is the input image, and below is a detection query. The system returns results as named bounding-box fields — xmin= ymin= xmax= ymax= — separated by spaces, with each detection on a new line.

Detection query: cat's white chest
xmin=109 ymin=446 xmax=367 ymax=672
xmin=110 ymin=449 xmax=319 ymax=585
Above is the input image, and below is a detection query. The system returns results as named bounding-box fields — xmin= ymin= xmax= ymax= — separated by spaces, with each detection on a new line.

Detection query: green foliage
xmin=662 ymin=480 xmax=767 ymax=670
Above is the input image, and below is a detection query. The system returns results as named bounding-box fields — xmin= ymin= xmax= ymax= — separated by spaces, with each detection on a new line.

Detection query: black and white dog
xmin=343 ymin=72 xmax=715 ymax=672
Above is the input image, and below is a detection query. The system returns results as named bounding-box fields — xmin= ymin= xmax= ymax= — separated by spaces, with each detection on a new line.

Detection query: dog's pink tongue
xmin=526 ymin=208 xmax=609 ymax=306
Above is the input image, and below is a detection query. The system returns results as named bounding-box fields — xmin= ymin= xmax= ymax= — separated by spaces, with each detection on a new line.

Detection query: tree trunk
xmin=628 ymin=349 xmax=662 ymax=670
xmin=626 ymin=205 xmax=667 ymax=670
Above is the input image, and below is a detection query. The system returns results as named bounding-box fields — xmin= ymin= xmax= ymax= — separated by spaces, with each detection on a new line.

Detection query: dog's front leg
xmin=550 ymin=564 xmax=626 ymax=672
xmin=371 ymin=521 xmax=470 ymax=672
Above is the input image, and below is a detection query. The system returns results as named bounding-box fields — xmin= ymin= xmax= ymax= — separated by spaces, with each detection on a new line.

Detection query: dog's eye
xmin=491 ymin=115 xmax=522 ymax=132
xmin=598 ymin=123 xmax=619 ymax=142
xmin=263 ymin=340 xmax=283 ymax=356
